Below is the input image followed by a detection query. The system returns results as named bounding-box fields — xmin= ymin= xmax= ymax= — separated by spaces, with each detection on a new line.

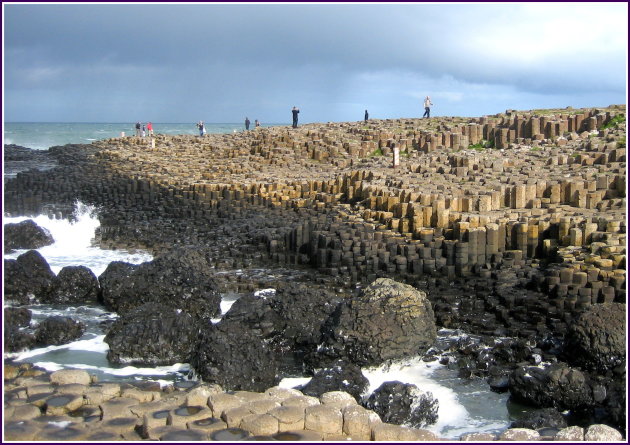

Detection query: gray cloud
xmin=4 ymin=3 xmax=627 ymax=122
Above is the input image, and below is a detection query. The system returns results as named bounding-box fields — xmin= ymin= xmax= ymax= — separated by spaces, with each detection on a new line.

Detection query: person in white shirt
xmin=423 ymin=96 xmax=433 ymax=118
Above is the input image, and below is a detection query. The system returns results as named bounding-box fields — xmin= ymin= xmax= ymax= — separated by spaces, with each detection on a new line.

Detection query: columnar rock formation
xmin=4 ymin=106 xmax=626 ymax=336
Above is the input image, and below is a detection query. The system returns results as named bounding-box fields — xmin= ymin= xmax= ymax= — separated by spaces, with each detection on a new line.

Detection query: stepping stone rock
xmin=44 ymin=394 xmax=83 ymax=415
xmin=49 ymin=369 xmax=91 ymax=386
xmin=240 ymin=413 xmax=279 ymax=436
xmin=498 ymin=428 xmax=541 ymax=441
xmin=269 ymin=405 xmax=305 ymax=432
xmin=168 ymin=405 xmax=212 ymax=427
xmin=584 ymin=424 xmax=623 ymax=441
xmin=304 ymin=405 xmax=343 ymax=435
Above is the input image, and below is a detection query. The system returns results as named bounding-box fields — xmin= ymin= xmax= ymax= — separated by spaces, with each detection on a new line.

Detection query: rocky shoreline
xmin=3 ymin=105 xmax=626 ymax=440
xmin=4 ymin=365 xmax=623 ymax=442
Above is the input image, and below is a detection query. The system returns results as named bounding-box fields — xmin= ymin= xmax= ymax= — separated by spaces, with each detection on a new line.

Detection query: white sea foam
xmin=254 ymin=288 xmax=276 ymax=299
xmin=8 ymin=335 xmax=110 ymax=361
xmin=278 ymin=377 xmax=312 ymax=389
xmin=362 ymin=357 xmax=472 ymax=438
xmin=4 ymin=202 xmax=153 ymax=275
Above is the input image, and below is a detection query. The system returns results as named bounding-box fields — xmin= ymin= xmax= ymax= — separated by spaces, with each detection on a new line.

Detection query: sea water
xmin=3 ymin=122 xmax=277 ymax=151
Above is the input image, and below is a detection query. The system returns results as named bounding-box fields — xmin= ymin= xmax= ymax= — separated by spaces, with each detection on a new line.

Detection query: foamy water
xmin=3 ymin=202 xmax=153 ymax=275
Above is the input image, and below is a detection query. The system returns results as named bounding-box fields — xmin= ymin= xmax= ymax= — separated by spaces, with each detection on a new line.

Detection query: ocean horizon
xmin=3 ymin=121 xmax=281 ymax=151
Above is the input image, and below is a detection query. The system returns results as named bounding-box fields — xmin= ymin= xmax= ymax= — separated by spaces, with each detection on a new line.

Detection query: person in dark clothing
xmin=245 ymin=117 xmax=250 ymax=130
xmin=364 ymin=110 xmax=369 ymax=122
xmin=292 ymin=106 xmax=300 ymax=128
xmin=135 ymin=122 xmax=141 ymax=137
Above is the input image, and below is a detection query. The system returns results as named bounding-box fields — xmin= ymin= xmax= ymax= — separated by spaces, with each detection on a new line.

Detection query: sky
xmin=3 ymin=2 xmax=628 ymax=124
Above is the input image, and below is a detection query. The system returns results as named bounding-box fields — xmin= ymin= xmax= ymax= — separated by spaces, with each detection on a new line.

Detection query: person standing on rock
xmin=135 ymin=122 xmax=141 ymax=137
xmin=141 ymin=124 xmax=146 ymax=138
xmin=245 ymin=117 xmax=250 ymax=130
xmin=292 ymin=106 xmax=300 ymax=128
xmin=364 ymin=110 xmax=369 ymax=122
xmin=423 ymin=96 xmax=433 ymax=118
xmin=197 ymin=121 xmax=205 ymax=136
xmin=255 ymin=119 xmax=260 ymax=128
xmin=147 ymin=122 xmax=153 ymax=137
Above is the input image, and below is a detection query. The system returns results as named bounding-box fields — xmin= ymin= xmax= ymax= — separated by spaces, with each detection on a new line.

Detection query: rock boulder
xmin=564 ymin=303 xmax=626 ymax=373
xmin=34 ymin=316 xmax=85 ymax=346
xmin=105 ymin=303 xmax=201 ymax=366
xmin=317 ymin=278 xmax=436 ymax=366
xmin=4 ymin=250 xmax=56 ymax=304
xmin=364 ymin=381 xmax=439 ymax=428
xmin=99 ymin=248 xmax=221 ymax=319
xmin=45 ymin=266 xmax=100 ymax=304
xmin=4 ymin=219 xmax=54 ymax=253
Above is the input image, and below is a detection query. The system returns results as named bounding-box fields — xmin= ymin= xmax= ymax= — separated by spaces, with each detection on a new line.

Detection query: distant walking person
xmin=245 ymin=117 xmax=250 ymax=130
xmin=147 ymin=122 xmax=153 ymax=136
xmin=364 ymin=110 xmax=369 ymax=122
xmin=135 ymin=122 xmax=141 ymax=137
xmin=141 ymin=124 xmax=146 ymax=137
xmin=255 ymin=119 xmax=260 ymax=128
xmin=197 ymin=121 xmax=205 ymax=136
xmin=423 ymin=96 xmax=433 ymax=118
xmin=292 ymin=106 xmax=300 ymax=128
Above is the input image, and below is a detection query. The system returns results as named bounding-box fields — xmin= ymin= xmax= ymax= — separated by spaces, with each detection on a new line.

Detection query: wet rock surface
xmin=316 ymin=278 xmax=436 ymax=366
xmin=4 ymin=219 xmax=54 ymax=253
xmin=104 ymin=303 xmax=201 ymax=366
xmin=99 ymin=247 xmax=221 ymax=319
xmin=190 ymin=321 xmax=280 ymax=392
xmin=299 ymin=360 xmax=369 ymax=402
xmin=4 ymin=250 xmax=56 ymax=305
xmin=34 ymin=316 xmax=85 ymax=347
xmin=45 ymin=265 xmax=100 ymax=304
xmin=564 ymin=303 xmax=626 ymax=374
xmin=364 ymin=381 xmax=439 ymax=428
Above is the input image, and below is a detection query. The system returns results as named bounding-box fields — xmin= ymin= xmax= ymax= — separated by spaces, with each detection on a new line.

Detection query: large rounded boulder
xmin=99 ymin=248 xmax=221 ymax=319
xmin=34 ymin=316 xmax=85 ymax=347
xmin=4 ymin=250 xmax=56 ymax=304
xmin=4 ymin=219 xmax=54 ymax=253
xmin=509 ymin=363 xmax=593 ymax=410
xmin=105 ymin=303 xmax=201 ymax=366
xmin=45 ymin=266 xmax=100 ymax=304
xmin=190 ymin=321 xmax=279 ymax=392
xmin=364 ymin=381 xmax=439 ymax=428
xmin=318 ymin=278 xmax=436 ymax=366
xmin=564 ymin=303 xmax=626 ymax=373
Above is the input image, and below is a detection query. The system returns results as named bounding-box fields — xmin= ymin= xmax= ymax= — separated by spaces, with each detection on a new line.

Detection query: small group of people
xmin=134 ymin=122 xmax=153 ymax=137
xmin=244 ymin=117 xmax=261 ymax=130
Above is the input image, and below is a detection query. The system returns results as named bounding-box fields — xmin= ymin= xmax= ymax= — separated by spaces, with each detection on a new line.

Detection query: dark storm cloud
xmin=4 ymin=3 xmax=627 ymax=122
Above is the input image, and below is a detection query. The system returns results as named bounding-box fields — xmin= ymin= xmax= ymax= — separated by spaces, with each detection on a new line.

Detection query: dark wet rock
xmin=511 ymin=408 xmax=568 ymax=430
xmin=316 ymin=278 xmax=436 ymax=367
xmin=4 ymin=326 xmax=36 ymax=353
xmin=45 ymin=266 xmax=100 ymax=304
xmin=4 ymin=307 xmax=32 ymax=329
xmin=509 ymin=363 xmax=593 ymax=411
xmin=299 ymin=359 xmax=369 ymax=402
xmin=105 ymin=303 xmax=201 ymax=366
xmin=222 ymin=281 xmax=343 ymax=353
xmin=364 ymin=381 xmax=438 ymax=428
xmin=98 ymin=261 xmax=139 ymax=305
xmin=34 ymin=316 xmax=85 ymax=346
xmin=3 ymin=307 xmax=35 ymax=353
xmin=4 ymin=219 xmax=54 ymax=253
xmin=4 ymin=250 xmax=56 ymax=304
xmin=99 ymin=247 xmax=221 ymax=319
xmin=190 ymin=321 xmax=278 ymax=392
xmin=564 ymin=303 xmax=626 ymax=374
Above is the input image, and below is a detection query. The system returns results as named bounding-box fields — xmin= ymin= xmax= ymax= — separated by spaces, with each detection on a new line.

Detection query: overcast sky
xmin=3 ymin=2 xmax=628 ymax=124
